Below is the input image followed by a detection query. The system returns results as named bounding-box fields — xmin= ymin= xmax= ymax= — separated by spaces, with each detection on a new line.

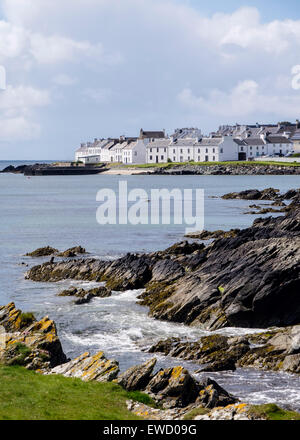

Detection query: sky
xmin=0 ymin=0 xmax=300 ymax=159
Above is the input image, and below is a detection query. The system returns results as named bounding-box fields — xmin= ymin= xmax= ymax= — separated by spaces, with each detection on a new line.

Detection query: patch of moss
xmin=248 ymin=404 xmax=300 ymax=421
xmin=183 ymin=407 xmax=210 ymax=420
xmin=139 ymin=281 xmax=175 ymax=314
xmin=127 ymin=391 xmax=157 ymax=408
xmin=19 ymin=312 xmax=35 ymax=328
xmin=7 ymin=343 xmax=32 ymax=366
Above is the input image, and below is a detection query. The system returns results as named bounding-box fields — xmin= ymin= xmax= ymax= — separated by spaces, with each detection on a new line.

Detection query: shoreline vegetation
xmin=0 ymin=186 xmax=299 ymax=420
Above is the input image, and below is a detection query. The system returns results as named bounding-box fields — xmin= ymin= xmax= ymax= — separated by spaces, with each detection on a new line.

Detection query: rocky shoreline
xmin=1 ymin=186 xmax=299 ymax=419
xmin=0 ymin=302 xmax=299 ymax=420
xmin=149 ymin=163 xmax=300 ymax=175
xmin=2 ymin=162 xmax=300 ymax=176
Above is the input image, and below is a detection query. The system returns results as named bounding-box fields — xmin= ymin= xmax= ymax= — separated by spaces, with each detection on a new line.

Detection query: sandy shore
xmin=101 ymin=168 xmax=154 ymax=175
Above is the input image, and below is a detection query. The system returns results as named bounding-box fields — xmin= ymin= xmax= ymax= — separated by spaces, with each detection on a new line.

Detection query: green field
xmin=0 ymin=366 xmax=150 ymax=420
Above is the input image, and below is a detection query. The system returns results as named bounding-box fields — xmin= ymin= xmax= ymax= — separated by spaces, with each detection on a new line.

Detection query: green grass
xmin=248 ymin=404 xmax=300 ymax=421
xmin=183 ymin=407 xmax=210 ymax=420
xmin=127 ymin=160 xmax=300 ymax=168
xmin=0 ymin=365 xmax=149 ymax=420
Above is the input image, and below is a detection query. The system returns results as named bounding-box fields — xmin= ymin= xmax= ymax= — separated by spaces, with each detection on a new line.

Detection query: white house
xmin=146 ymin=139 xmax=171 ymax=164
xmin=75 ymin=139 xmax=111 ymax=163
xmin=236 ymin=135 xmax=293 ymax=160
xmin=146 ymin=135 xmax=238 ymax=163
xmin=291 ymin=130 xmax=300 ymax=153
xmin=122 ymin=139 xmax=147 ymax=164
xmin=195 ymin=136 xmax=238 ymax=162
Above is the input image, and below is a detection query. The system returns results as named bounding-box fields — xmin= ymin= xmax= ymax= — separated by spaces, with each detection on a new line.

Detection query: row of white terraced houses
xmin=75 ymin=126 xmax=297 ymax=165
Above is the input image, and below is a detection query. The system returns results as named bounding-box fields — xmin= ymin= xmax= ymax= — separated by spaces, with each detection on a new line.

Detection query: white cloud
xmin=178 ymin=80 xmax=300 ymax=118
xmin=0 ymin=116 xmax=41 ymax=141
xmin=1 ymin=1 xmax=300 ymax=157
xmin=0 ymin=85 xmax=50 ymax=141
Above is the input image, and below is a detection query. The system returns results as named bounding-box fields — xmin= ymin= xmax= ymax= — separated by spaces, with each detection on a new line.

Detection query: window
xmin=161 ymin=156 xmax=164 ymax=160
xmin=134 ymin=152 xmax=137 ymax=156
xmin=198 ymin=149 xmax=200 ymax=153
xmin=173 ymin=157 xmax=176 ymax=161
xmin=149 ymin=155 xmax=152 ymax=160
xmin=188 ymin=156 xmax=190 ymax=161
xmin=213 ymin=148 xmax=215 ymax=153
xmin=220 ymin=148 xmax=223 ymax=153
xmin=157 ymin=148 xmax=159 ymax=153
xmin=150 ymin=148 xmax=152 ymax=152
xmin=188 ymin=149 xmax=190 ymax=153
xmin=173 ymin=149 xmax=176 ymax=153
xmin=241 ymin=147 xmax=244 ymax=152
xmin=213 ymin=156 xmax=215 ymax=161
xmin=164 ymin=148 xmax=167 ymax=152
xmin=198 ymin=156 xmax=200 ymax=161
xmin=180 ymin=149 xmax=183 ymax=154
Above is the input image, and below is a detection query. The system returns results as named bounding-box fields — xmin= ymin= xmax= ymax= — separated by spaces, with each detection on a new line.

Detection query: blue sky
xmin=0 ymin=0 xmax=300 ymax=159
xmin=187 ymin=0 xmax=300 ymax=21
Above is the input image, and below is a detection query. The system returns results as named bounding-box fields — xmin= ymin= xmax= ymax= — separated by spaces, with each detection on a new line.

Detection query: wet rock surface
xmin=25 ymin=246 xmax=86 ymax=258
xmin=223 ymin=187 xmax=300 ymax=215
xmin=26 ymin=200 xmax=300 ymax=330
xmin=147 ymin=327 xmax=300 ymax=374
xmin=58 ymin=285 xmax=111 ymax=304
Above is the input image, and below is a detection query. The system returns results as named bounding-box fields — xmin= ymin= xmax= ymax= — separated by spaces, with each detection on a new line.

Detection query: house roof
xmin=140 ymin=129 xmax=165 ymax=139
xmin=199 ymin=137 xmax=223 ymax=147
xmin=243 ymin=138 xmax=266 ymax=146
xmin=266 ymin=136 xmax=291 ymax=144
xmin=147 ymin=139 xmax=171 ymax=149
xmin=172 ymin=139 xmax=197 ymax=147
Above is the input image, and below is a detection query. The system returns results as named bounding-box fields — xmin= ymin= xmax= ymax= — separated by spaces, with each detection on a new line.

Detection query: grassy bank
xmin=128 ymin=160 xmax=300 ymax=168
xmin=0 ymin=365 xmax=150 ymax=420
xmin=248 ymin=404 xmax=300 ymax=421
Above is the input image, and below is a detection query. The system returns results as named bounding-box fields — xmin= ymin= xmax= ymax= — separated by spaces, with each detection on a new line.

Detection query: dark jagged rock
xmin=118 ymin=361 xmax=238 ymax=409
xmin=26 ymin=246 xmax=86 ymax=258
xmin=58 ymin=285 xmax=111 ymax=305
xmin=0 ymin=302 xmax=67 ymax=369
xmin=56 ymin=246 xmax=86 ymax=258
xmin=25 ymin=201 xmax=300 ymax=330
xmin=145 ymin=366 xmax=202 ymax=409
xmin=151 ymin=164 xmax=300 ymax=176
xmin=148 ymin=326 xmax=300 ymax=374
xmin=185 ymin=229 xmax=240 ymax=240
xmin=117 ymin=358 xmax=157 ymax=391
xmin=25 ymin=246 xmax=59 ymax=257
xmin=196 ymin=378 xmax=238 ymax=409
xmin=222 ymin=188 xmax=280 ymax=201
